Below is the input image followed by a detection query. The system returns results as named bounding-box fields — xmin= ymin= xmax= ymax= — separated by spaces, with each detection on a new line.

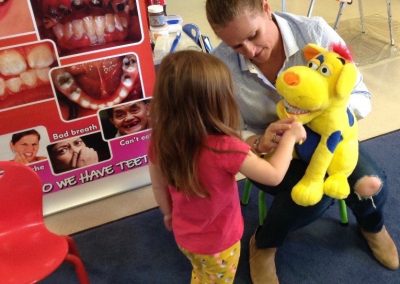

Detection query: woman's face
xmin=51 ymin=137 xmax=86 ymax=170
xmin=110 ymin=102 xmax=149 ymax=135
xmin=10 ymin=134 xmax=40 ymax=163
xmin=214 ymin=2 xmax=279 ymax=65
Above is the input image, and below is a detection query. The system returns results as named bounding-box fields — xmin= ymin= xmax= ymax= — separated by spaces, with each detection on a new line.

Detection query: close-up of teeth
xmin=52 ymin=13 xmax=129 ymax=45
xmin=52 ymin=54 xmax=140 ymax=115
xmin=0 ymin=50 xmax=27 ymax=76
xmin=54 ymin=13 xmax=127 ymax=44
xmin=31 ymin=0 xmax=139 ymax=54
xmin=0 ymin=44 xmax=55 ymax=97
xmin=26 ymin=45 xmax=55 ymax=69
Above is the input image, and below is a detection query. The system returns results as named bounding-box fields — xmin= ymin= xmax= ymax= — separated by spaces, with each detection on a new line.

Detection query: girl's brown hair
xmin=150 ymin=50 xmax=241 ymax=197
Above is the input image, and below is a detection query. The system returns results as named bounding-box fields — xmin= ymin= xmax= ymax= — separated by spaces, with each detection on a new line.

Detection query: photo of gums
xmin=0 ymin=41 xmax=58 ymax=110
xmin=29 ymin=0 xmax=143 ymax=57
xmin=51 ymin=53 xmax=142 ymax=121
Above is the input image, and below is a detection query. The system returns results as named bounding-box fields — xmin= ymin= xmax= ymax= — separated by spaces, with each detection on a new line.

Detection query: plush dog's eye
xmin=319 ymin=64 xmax=331 ymax=76
xmin=308 ymin=61 xmax=319 ymax=70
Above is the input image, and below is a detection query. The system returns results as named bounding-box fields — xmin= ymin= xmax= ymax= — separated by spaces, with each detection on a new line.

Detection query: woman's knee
xmin=353 ymin=175 xmax=383 ymax=198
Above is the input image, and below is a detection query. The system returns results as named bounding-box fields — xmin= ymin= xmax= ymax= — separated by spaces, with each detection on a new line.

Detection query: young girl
xmin=148 ymin=50 xmax=306 ymax=284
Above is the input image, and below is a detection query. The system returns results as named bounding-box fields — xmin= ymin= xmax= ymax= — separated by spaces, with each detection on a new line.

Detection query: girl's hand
xmin=163 ymin=214 xmax=172 ymax=231
xmin=287 ymin=121 xmax=307 ymax=144
xmin=258 ymin=117 xmax=296 ymax=153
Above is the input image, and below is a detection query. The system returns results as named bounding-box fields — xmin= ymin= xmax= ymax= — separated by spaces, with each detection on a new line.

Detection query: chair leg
xmin=258 ymin=191 xmax=267 ymax=226
xmin=66 ymin=236 xmax=81 ymax=256
xmin=241 ymin=179 xmax=267 ymax=225
xmin=65 ymin=236 xmax=90 ymax=284
xmin=307 ymin=0 xmax=316 ymax=17
xmin=386 ymin=0 xmax=395 ymax=45
xmin=241 ymin=179 xmax=252 ymax=205
xmin=333 ymin=1 xmax=348 ymax=30
xmin=339 ymin=199 xmax=349 ymax=226
xmin=243 ymin=181 xmax=348 ymax=227
xmin=65 ymin=254 xmax=90 ymax=284
xmin=358 ymin=0 xmax=365 ymax=33
xmin=281 ymin=0 xmax=286 ymax=12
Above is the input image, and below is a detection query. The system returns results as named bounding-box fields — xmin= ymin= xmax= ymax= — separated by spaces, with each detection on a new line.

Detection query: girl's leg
xmin=180 ymin=241 xmax=241 ymax=284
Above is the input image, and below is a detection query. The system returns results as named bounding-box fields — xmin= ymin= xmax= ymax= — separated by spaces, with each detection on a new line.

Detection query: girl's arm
xmin=149 ymin=162 xmax=173 ymax=231
xmin=240 ymin=122 xmax=306 ymax=186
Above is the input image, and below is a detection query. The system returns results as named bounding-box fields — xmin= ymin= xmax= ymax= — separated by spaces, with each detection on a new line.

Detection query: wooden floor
xmin=45 ymin=0 xmax=400 ymax=235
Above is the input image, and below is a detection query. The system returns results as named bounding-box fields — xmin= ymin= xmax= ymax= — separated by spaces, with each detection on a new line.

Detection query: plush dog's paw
xmin=291 ymin=179 xmax=324 ymax=206
xmin=324 ymin=173 xmax=350 ymax=199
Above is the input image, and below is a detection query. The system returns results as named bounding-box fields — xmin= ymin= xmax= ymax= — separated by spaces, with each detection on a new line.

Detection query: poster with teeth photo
xmin=0 ymin=0 xmax=156 ymax=205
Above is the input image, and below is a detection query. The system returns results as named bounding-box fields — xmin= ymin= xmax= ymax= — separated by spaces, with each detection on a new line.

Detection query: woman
xmin=205 ymin=0 xmax=399 ymax=283
xmin=10 ymin=129 xmax=47 ymax=165
xmin=48 ymin=136 xmax=99 ymax=173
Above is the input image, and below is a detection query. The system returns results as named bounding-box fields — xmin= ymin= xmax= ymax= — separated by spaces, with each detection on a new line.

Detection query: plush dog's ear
xmin=303 ymin=43 xmax=326 ymax=61
xmin=336 ymin=63 xmax=357 ymax=99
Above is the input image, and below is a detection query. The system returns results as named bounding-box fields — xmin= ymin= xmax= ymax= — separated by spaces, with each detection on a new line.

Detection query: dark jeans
xmin=252 ymin=143 xmax=388 ymax=248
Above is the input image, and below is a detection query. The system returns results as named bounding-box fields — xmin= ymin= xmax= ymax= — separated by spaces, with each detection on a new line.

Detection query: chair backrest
xmin=182 ymin=23 xmax=213 ymax=53
xmin=0 ymin=161 xmax=44 ymax=232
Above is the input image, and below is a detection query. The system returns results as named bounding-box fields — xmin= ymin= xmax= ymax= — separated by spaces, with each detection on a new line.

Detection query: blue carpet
xmin=42 ymin=131 xmax=400 ymax=284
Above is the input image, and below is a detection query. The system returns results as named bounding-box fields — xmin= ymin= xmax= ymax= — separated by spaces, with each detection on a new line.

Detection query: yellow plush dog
xmin=276 ymin=43 xmax=359 ymax=206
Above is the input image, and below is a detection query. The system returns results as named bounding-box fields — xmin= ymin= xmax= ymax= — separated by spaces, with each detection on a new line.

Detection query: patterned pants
xmin=180 ymin=241 xmax=241 ymax=284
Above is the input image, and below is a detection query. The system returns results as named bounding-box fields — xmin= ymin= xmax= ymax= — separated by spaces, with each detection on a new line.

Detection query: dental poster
xmin=0 ymin=0 xmax=155 ymax=195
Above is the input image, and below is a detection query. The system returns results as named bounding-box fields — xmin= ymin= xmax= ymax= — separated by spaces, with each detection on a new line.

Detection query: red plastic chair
xmin=0 ymin=161 xmax=90 ymax=284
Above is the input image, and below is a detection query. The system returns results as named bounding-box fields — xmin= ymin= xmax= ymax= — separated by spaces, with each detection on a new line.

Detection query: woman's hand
xmin=71 ymin=146 xmax=99 ymax=168
xmin=258 ymin=117 xmax=296 ymax=153
xmin=13 ymin=151 xmax=29 ymax=164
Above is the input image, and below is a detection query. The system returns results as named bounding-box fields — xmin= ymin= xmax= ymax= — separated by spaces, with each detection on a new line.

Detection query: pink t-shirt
xmin=169 ymin=135 xmax=250 ymax=254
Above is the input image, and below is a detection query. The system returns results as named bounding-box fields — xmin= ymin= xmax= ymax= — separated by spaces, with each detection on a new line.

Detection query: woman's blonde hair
xmin=150 ymin=50 xmax=241 ymax=197
xmin=206 ymin=0 xmax=263 ymax=29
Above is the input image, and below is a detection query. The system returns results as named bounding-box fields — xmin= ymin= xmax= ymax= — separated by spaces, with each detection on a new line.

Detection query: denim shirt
xmin=212 ymin=12 xmax=371 ymax=139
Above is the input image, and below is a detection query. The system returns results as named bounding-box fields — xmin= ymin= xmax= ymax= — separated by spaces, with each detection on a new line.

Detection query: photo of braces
xmin=0 ymin=0 xmax=35 ymax=38
xmin=0 ymin=41 xmax=58 ymax=110
xmin=29 ymin=0 xmax=143 ymax=56
xmin=51 ymin=53 xmax=142 ymax=121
